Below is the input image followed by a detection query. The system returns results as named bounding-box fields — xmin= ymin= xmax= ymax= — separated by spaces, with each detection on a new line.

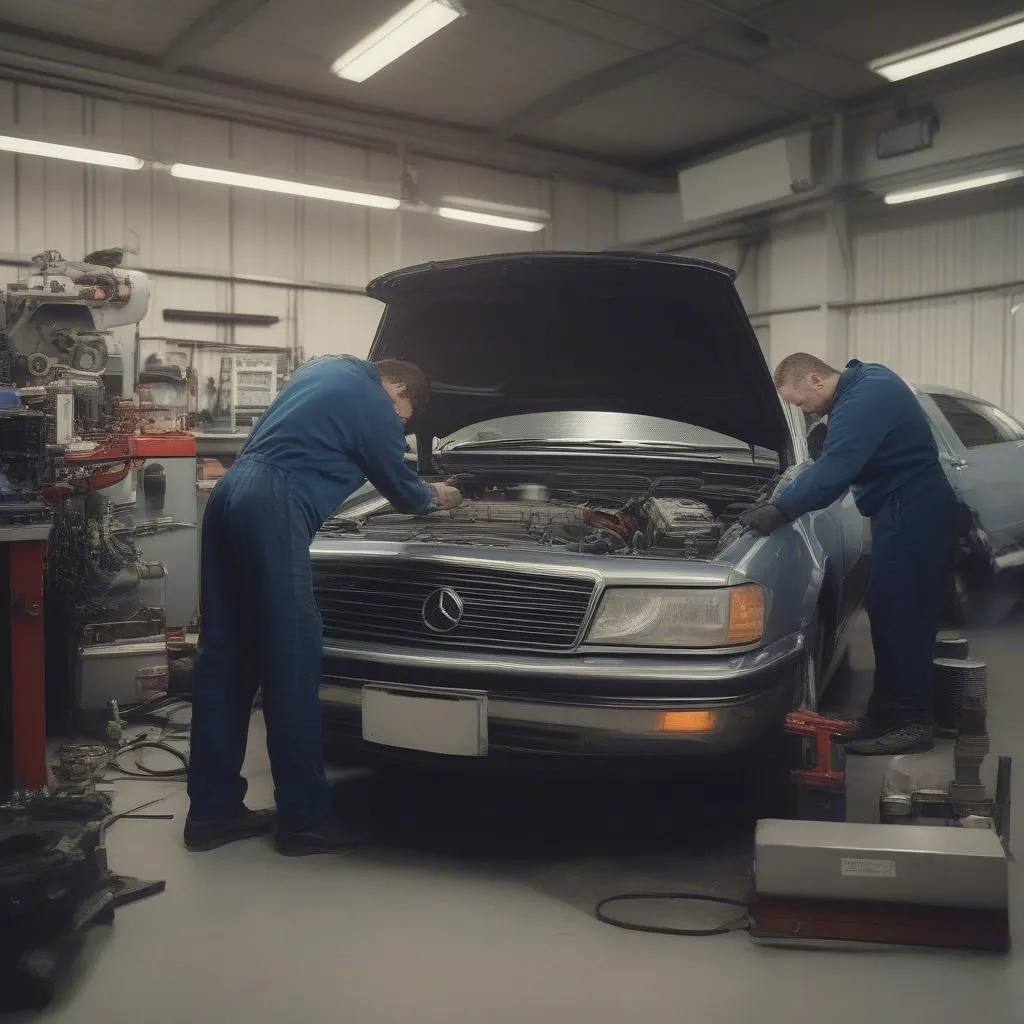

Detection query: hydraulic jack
xmin=785 ymin=709 xmax=859 ymax=822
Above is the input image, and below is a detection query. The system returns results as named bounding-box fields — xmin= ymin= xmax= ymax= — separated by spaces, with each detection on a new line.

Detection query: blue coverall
xmin=187 ymin=357 xmax=433 ymax=830
xmin=776 ymin=360 xmax=956 ymax=725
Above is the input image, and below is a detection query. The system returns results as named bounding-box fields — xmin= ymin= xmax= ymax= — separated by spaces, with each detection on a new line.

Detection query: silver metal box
xmin=754 ymin=818 xmax=1008 ymax=911
xmin=76 ymin=637 xmax=169 ymax=711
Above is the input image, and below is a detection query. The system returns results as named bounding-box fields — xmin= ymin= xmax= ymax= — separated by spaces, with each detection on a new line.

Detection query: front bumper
xmin=320 ymin=632 xmax=806 ymax=762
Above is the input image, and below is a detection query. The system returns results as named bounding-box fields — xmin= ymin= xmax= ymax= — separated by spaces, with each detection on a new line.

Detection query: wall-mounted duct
xmin=678 ymin=133 xmax=816 ymax=223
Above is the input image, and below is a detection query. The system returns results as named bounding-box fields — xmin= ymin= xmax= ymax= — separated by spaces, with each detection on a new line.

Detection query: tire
xmin=800 ymin=616 xmax=825 ymax=711
xmin=743 ymin=616 xmax=825 ymax=819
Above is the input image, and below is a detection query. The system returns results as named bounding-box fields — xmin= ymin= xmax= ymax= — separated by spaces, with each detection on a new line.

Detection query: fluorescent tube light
xmin=869 ymin=13 xmax=1024 ymax=82
xmin=331 ymin=0 xmax=464 ymax=83
xmin=883 ymin=169 xmax=1024 ymax=205
xmin=169 ymin=164 xmax=400 ymax=209
xmin=0 ymin=134 xmax=144 ymax=170
xmin=438 ymin=195 xmax=549 ymax=232
xmin=438 ymin=207 xmax=547 ymax=232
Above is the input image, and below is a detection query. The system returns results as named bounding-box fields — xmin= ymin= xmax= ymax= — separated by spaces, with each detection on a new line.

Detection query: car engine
xmin=323 ymin=478 xmax=760 ymax=559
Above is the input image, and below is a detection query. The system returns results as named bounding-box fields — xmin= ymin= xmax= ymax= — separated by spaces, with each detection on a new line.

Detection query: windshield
xmin=440 ymin=411 xmax=758 ymax=452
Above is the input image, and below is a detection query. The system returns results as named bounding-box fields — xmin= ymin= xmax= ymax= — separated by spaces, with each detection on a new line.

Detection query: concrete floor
xmin=15 ymin=601 xmax=1024 ymax=1024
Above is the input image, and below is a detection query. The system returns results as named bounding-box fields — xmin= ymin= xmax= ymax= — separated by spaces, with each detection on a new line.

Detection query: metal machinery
xmin=0 ymin=248 xmax=176 ymax=791
xmin=130 ymin=434 xmax=197 ymax=635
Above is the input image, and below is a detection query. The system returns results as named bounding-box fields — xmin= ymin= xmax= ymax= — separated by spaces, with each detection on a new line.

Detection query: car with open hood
xmin=312 ymin=252 xmax=869 ymax=769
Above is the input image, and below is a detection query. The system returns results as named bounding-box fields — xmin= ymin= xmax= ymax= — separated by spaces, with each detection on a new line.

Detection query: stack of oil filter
xmin=948 ymin=659 xmax=990 ymax=807
xmin=932 ymin=634 xmax=971 ymax=737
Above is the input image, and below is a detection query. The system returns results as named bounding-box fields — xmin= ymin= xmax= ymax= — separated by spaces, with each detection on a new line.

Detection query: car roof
xmin=907 ymin=382 xmax=984 ymax=402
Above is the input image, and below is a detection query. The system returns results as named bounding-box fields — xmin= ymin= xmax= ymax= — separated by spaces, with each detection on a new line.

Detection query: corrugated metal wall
xmin=849 ymin=200 xmax=1024 ymax=417
xmin=0 ymin=81 xmax=617 ymax=373
xmin=666 ymin=199 xmax=1024 ymax=420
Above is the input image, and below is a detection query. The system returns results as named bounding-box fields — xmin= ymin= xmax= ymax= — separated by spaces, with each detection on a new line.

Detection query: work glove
xmin=430 ymin=482 xmax=463 ymax=511
xmin=738 ymin=502 xmax=790 ymax=536
xmin=807 ymin=420 xmax=828 ymax=461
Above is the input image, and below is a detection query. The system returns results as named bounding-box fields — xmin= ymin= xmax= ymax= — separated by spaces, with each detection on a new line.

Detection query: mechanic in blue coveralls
xmin=739 ymin=353 xmax=956 ymax=756
xmin=184 ymin=358 xmax=463 ymax=855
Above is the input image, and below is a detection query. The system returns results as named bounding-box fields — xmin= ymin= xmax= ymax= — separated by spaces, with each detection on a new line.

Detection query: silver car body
xmin=312 ymin=253 xmax=869 ymax=764
xmin=911 ymin=385 xmax=1024 ymax=578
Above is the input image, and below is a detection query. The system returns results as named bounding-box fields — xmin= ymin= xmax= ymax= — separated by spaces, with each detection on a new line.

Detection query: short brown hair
xmin=374 ymin=359 xmax=431 ymax=413
xmin=773 ymin=353 xmax=840 ymax=388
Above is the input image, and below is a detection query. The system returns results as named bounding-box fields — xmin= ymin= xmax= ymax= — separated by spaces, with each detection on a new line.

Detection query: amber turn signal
xmin=727 ymin=583 xmax=765 ymax=645
xmin=657 ymin=710 xmax=717 ymax=734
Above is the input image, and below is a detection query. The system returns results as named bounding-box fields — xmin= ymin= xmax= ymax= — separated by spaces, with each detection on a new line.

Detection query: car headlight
xmin=586 ymin=585 xmax=764 ymax=648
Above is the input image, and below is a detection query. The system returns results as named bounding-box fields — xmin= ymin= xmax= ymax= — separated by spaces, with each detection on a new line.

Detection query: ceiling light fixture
xmin=169 ymin=163 xmax=400 ymax=209
xmin=883 ymin=169 xmax=1024 ymax=205
xmin=438 ymin=207 xmax=547 ymax=231
xmin=0 ymin=133 xmax=144 ymax=170
xmin=869 ymin=13 xmax=1024 ymax=82
xmin=331 ymin=0 xmax=465 ymax=83
xmin=438 ymin=195 xmax=549 ymax=232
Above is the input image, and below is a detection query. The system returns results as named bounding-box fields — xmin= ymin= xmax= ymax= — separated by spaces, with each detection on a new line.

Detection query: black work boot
xmin=844 ymin=720 xmax=935 ymax=757
xmin=184 ymin=807 xmax=277 ymax=852
xmin=275 ymin=812 xmax=369 ymax=857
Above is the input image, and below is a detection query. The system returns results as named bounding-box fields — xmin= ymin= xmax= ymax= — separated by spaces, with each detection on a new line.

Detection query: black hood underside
xmin=367 ymin=252 xmax=790 ymax=459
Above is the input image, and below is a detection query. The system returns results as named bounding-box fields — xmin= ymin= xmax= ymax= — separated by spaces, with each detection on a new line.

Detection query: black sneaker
xmin=184 ymin=807 xmax=277 ymax=852
xmin=844 ymin=722 xmax=935 ymax=757
xmin=275 ymin=813 xmax=369 ymax=857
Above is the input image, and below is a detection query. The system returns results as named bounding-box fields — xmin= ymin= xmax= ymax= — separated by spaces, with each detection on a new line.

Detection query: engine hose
xmin=570 ymin=531 xmax=626 ymax=555
xmin=107 ymin=740 xmax=189 ymax=779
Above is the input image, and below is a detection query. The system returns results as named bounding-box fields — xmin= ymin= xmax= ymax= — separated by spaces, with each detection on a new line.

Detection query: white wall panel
xmin=850 ymin=198 xmax=1024 ymax=416
xmin=298 ymin=292 xmax=384 ymax=361
xmin=138 ymin=277 xmax=223 ymax=345
xmin=668 ymin=238 xmax=763 ymax=313
xmin=551 ymin=181 xmax=616 ymax=251
xmin=0 ymin=81 xmax=613 ymax=374
xmin=853 ymin=202 xmax=1024 ymax=302
xmin=850 ymin=297 xmax=1012 ymax=409
xmin=616 ymin=190 xmax=684 ymax=246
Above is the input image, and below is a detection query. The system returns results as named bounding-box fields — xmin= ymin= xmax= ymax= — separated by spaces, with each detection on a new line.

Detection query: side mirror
xmin=807 ymin=421 xmax=827 ymax=461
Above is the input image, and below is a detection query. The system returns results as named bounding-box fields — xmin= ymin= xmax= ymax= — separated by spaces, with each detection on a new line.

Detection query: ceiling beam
xmin=676 ymin=0 xmax=871 ymax=74
xmin=494 ymin=43 xmax=685 ymax=139
xmin=490 ymin=1 xmax=835 ymax=140
xmin=0 ymin=29 xmax=673 ymax=191
xmin=159 ymin=0 xmax=275 ymax=72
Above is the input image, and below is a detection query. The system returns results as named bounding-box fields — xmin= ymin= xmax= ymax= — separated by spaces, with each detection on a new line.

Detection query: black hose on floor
xmin=595 ymin=892 xmax=751 ymax=937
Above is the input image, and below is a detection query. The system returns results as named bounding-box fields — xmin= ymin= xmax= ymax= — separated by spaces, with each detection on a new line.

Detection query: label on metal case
xmin=840 ymin=857 xmax=897 ymax=878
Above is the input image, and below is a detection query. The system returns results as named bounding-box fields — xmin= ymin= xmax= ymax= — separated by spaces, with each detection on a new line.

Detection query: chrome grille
xmin=313 ymin=561 xmax=596 ymax=651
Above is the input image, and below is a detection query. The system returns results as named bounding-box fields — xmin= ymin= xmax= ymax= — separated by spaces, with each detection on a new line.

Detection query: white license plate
xmin=361 ymin=685 xmax=488 ymax=757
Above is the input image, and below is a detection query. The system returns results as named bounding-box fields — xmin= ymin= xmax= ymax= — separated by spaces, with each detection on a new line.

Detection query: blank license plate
xmin=361 ymin=685 xmax=488 ymax=757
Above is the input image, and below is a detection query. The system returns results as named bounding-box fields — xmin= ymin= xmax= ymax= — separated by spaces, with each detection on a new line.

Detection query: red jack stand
xmin=0 ymin=523 xmax=51 ymax=796
xmin=785 ymin=709 xmax=859 ymax=822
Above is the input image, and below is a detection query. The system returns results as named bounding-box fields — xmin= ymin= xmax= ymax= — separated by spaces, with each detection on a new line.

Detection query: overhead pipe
xmin=0 ymin=256 xmax=366 ymax=297
xmin=746 ymin=279 xmax=1024 ymax=320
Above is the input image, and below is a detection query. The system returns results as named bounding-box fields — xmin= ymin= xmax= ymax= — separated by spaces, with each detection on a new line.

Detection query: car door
xmin=921 ymin=391 xmax=1024 ymax=570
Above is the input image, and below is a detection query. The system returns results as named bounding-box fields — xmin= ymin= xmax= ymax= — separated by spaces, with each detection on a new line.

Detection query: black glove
xmin=738 ymin=502 xmax=790 ymax=536
xmin=807 ymin=421 xmax=828 ymax=461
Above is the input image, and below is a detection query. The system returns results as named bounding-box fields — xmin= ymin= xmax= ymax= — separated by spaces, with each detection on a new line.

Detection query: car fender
xmin=724 ymin=519 xmax=829 ymax=647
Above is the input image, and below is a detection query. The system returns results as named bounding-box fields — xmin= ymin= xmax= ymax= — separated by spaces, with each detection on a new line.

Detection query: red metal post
xmin=10 ymin=539 xmax=48 ymax=789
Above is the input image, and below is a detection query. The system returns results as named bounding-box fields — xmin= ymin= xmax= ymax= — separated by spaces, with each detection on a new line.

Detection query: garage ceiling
xmin=0 ymin=0 xmax=1021 ymax=186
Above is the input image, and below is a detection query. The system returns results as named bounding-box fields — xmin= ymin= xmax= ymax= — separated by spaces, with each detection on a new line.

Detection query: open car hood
xmin=366 ymin=252 xmax=791 ymax=459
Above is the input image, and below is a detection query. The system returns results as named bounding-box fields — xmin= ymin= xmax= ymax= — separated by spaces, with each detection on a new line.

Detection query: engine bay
xmin=321 ymin=474 xmax=769 ymax=559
